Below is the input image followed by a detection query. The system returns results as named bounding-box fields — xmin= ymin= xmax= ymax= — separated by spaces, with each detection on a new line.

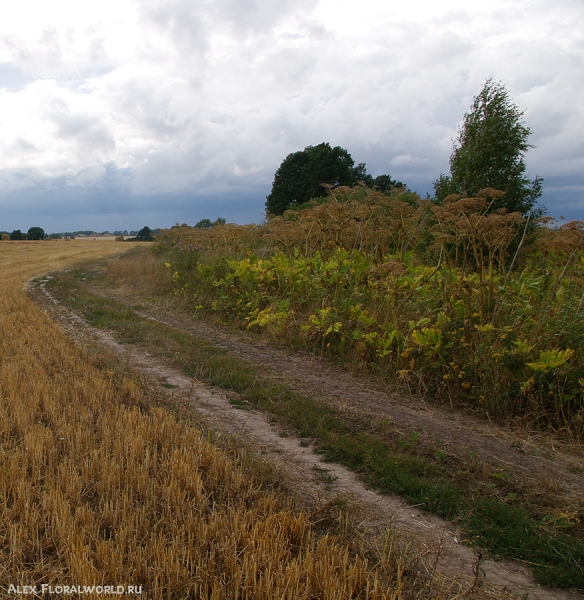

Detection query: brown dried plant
xmin=266 ymin=186 xmax=431 ymax=261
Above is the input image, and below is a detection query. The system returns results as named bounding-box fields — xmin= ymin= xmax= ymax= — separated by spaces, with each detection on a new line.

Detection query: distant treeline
xmin=54 ymin=230 xmax=139 ymax=238
xmin=0 ymin=228 xmax=160 ymax=240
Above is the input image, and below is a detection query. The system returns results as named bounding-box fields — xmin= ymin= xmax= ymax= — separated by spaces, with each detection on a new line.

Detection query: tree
xmin=371 ymin=174 xmax=405 ymax=193
xmin=194 ymin=217 xmax=226 ymax=229
xmin=266 ymin=143 xmax=406 ymax=215
xmin=194 ymin=219 xmax=214 ymax=229
xmin=434 ymin=78 xmax=543 ymax=216
xmin=10 ymin=229 xmax=24 ymax=240
xmin=135 ymin=226 xmax=154 ymax=241
xmin=266 ymin=143 xmax=360 ymax=215
xmin=27 ymin=226 xmax=46 ymax=240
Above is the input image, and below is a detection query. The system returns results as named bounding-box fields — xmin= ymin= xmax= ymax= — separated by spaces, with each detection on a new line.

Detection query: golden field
xmin=0 ymin=241 xmax=410 ymax=599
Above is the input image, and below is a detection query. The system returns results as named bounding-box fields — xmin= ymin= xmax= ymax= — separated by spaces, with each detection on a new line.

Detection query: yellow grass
xmin=0 ymin=241 xmax=406 ymax=598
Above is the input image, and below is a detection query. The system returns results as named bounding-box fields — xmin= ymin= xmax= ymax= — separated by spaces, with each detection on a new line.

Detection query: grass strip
xmin=45 ymin=268 xmax=584 ymax=589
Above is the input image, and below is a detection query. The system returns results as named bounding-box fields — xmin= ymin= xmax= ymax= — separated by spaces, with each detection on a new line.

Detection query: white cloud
xmin=390 ymin=154 xmax=429 ymax=168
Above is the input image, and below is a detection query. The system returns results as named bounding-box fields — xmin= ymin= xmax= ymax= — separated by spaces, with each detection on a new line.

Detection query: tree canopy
xmin=266 ymin=142 xmax=404 ymax=215
xmin=367 ymin=173 xmax=405 ymax=193
xmin=434 ymin=78 xmax=543 ymax=216
xmin=135 ymin=226 xmax=154 ymax=241
xmin=194 ymin=218 xmax=226 ymax=229
xmin=27 ymin=227 xmax=46 ymax=240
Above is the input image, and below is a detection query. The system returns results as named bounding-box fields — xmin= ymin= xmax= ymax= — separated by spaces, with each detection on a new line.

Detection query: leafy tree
xmin=434 ymin=78 xmax=543 ymax=216
xmin=371 ymin=174 xmax=405 ymax=192
xmin=195 ymin=217 xmax=226 ymax=229
xmin=135 ymin=226 xmax=154 ymax=241
xmin=266 ymin=143 xmax=406 ymax=215
xmin=27 ymin=227 xmax=46 ymax=240
xmin=10 ymin=229 xmax=24 ymax=240
xmin=194 ymin=219 xmax=214 ymax=229
xmin=266 ymin=143 xmax=361 ymax=215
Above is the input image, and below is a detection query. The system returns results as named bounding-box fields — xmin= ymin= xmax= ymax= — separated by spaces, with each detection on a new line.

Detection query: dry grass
xmin=0 ymin=241 xmax=431 ymax=598
xmin=103 ymin=247 xmax=173 ymax=297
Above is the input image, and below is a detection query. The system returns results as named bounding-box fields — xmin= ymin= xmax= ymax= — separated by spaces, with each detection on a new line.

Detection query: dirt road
xmin=31 ymin=277 xmax=584 ymax=600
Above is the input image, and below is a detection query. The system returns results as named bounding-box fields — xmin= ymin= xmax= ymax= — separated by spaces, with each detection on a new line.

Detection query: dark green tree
xmin=27 ymin=226 xmax=46 ymax=240
xmin=10 ymin=229 xmax=24 ymax=240
xmin=434 ymin=78 xmax=543 ymax=216
xmin=194 ymin=219 xmax=213 ymax=229
xmin=266 ymin=143 xmax=360 ymax=215
xmin=266 ymin=143 xmax=406 ymax=215
xmin=371 ymin=174 xmax=405 ymax=192
xmin=135 ymin=226 xmax=154 ymax=241
xmin=194 ymin=217 xmax=225 ymax=229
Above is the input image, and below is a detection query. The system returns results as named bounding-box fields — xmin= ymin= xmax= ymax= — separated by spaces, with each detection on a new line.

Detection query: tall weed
xmin=158 ymin=188 xmax=584 ymax=438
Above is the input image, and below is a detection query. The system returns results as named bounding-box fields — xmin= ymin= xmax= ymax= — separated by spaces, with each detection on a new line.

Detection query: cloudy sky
xmin=0 ymin=0 xmax=582 ymax=233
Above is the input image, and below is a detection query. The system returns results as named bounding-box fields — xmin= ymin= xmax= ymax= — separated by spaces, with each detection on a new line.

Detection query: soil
xmin=29 ymin=277 xmax=584 ymax=600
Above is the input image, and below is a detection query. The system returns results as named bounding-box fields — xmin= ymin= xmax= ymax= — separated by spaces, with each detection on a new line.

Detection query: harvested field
xmin=0 ymin=242 xmax=465 ymax=599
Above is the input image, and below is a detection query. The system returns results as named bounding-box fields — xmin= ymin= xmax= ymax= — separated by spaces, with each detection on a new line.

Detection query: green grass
xmin=44 ymin=265 xmax=584 ymax=590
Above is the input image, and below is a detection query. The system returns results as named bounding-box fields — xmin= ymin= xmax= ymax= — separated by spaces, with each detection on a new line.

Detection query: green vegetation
xmin=434 ymin=78 xmax=543 ymax=216
xmin=159 ymin=186 xmax=584 ymax=440
xmin=26 ymin=226 xmax=46 ymax=240
xmin=46 ymin=255 xmax=584 ymax=589
xmin=194 ymin=217 xmax=226 ymax=229
xmin=133 ymin=226 xmax=154 ymax=241
xmin=2 ymin=227 xmax=46 ymax=240
xmin=266 ymin=142 xmax=404 ymax=215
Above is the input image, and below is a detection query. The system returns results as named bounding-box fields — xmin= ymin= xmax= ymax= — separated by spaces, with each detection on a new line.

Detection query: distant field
xmin=0 ymin=239 xmax=135 ymax=280
xmin=70 ymin=235 xmax=120 ymax=241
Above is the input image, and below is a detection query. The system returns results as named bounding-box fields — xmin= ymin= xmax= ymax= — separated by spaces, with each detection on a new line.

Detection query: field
xmin=0 ymin=241 xmax=448 ymax=599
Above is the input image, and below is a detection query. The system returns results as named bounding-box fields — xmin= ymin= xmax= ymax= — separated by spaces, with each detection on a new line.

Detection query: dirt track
xmin=30 ymin=278 xmax=584 ymax=600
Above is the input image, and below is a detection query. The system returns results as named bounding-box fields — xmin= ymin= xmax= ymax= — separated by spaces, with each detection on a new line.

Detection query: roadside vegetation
xmin=160 ymin=187 xmax=584 ymax=441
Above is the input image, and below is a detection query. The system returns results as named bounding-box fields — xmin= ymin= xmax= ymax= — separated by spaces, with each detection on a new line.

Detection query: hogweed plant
xmin=158 ymin=186 xmax=584 ymax=438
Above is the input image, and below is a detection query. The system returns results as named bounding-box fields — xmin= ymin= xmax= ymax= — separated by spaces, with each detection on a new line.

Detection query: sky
xmin=0 ymin=0 xmax=582 ymax=233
